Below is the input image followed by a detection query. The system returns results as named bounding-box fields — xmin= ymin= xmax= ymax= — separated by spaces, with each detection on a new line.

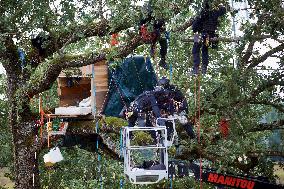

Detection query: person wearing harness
xmin=191 ymin=1 xmax=227 ymax=75
xmin=157 ymin=77 xmax=195 ymax=139
xmin=125 ymin=91 xmax=162 ymax=128
xmin=121 ymin=77 xmax=195 ymax=139
xmin=139 ymin=2 xmax=169 ymax=69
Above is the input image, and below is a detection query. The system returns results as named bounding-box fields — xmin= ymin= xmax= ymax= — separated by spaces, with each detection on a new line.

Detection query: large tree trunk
xmin=12 ymin=120 xmax=40 ymax=189
xmin=8 ymin=75 xmax=41 ymax=189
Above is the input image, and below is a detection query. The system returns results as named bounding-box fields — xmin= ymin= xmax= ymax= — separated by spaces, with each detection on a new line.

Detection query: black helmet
xmin=158 ymin=77 xmax=170 ymax=88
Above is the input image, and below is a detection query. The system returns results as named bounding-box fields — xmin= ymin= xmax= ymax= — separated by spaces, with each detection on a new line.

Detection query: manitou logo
xmin=207 ymin=173 xmax=255 ymax=189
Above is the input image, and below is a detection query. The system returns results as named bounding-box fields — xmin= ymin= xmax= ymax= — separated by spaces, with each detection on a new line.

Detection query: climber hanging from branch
xmin=191 ymin=0 xmax=228 ymax=75
xmin=139 ymin=0 xmax=169 ymax=70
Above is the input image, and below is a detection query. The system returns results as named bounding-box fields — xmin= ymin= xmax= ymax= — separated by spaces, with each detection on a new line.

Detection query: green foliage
xmin=1 ymin=0 xmax=284 ymax=188
xmin=132 ymin=131 xmax=154 ymax=146
xmin=103 ymin=116 xmax=128 ymax=128
xmin=29 ymin=82 xmax=59 ymax=115
xmin=0 ymin=74 xmax=12 ymax=168
xmin=40 ymin=147 xmax=125 ymax=189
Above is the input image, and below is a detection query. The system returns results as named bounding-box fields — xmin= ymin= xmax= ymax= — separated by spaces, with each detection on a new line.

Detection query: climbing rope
xmin=119 ymin=178 xmax=124 ymax=189
xmin=169 ymin=175 xmax=173 ymax=189
xmin=197 ymin=74 xmax=203 ymax=189
xmin=131 ymin=55 xmax=145 ymax=92
xmin=95 ymin=119 xmax=103 ymax=189
xmin=194 ymin=73 xmax=203 ymax=189
xmin=111 ymin=75 xmax=129 ymax=108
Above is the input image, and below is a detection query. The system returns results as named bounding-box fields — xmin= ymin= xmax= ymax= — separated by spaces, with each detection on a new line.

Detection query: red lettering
xmin=240 ymin=180 xmax=248 ymax=188
xmin=247 ymin=181 xmax=255 ymax=189
xmin=217 ymin=175 xmax=225 ymax=184
xmin=231 ymin=178 xmax=236 ymax=186
xmin=236 ymin=179 xmax=242 ymax=187
xmin=224 ymin=176 xmax=233 ymax=185
xmin=208 ymin=173 xmax=219 ymax=183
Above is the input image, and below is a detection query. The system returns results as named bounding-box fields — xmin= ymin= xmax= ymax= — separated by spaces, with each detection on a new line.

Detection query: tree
xmin=0 ymin=0 xmax=283 ymax=188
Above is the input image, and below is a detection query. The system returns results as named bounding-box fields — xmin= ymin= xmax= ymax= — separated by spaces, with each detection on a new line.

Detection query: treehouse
xmin=54 ymin=61 xmax=108 ymax=118
xmin=52 ymin=56 xmax=158 ymax=119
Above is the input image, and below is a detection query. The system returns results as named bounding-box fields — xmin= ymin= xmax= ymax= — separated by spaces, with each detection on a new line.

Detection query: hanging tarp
xmin=103 ymin=56 xmax=157 ymax=116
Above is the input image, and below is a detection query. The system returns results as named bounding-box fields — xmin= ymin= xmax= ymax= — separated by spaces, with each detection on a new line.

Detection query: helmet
xmin=158 ymin=77 xmax=170 ymax=88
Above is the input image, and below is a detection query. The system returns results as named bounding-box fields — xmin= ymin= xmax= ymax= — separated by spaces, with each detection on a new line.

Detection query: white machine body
xmin=122 ymin=127 xmax=168 ymax=184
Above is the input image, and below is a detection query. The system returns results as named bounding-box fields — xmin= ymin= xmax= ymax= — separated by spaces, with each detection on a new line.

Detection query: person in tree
xmin=191 ymin=2 xmax=227 ymax=75
xmin=139 ymin=2 xmax=169 ymax=69
xmin=121 ymin=77 xmax=195 ymax=139
xmin=124 ymin=91 xmax=162 ymax=128
xmin=156 ymin=77 xmax=195 ymax=139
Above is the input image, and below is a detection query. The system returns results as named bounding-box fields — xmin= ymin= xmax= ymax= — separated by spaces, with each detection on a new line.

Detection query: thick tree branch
xmin=26 ymin=35 xmax=142 ymax=98
xmin=250 ymin=100 xmax=284 ymax=113
xmin=182 ymin=35 xmax=271 ymax=43
xmin=1 ymin=37 xmax=22 ymax=77
xmin=249 ymin=119 xmax=284 ymax=132
xmin=248 ymin=74 xmax=284 ymax=100
xmin=174 ymin=18 xmax=194 ymax=32
xmin=241 ymin=40 xmax=255 ymax=66
xmin=247 ymin=43 xmax=284 ymax=69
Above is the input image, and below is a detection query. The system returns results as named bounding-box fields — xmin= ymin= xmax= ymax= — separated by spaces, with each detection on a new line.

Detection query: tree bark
xmin=7 ymin=71 xmax=41 ymax=188
xmin=12 ymin=120 xmax=40 ymax=189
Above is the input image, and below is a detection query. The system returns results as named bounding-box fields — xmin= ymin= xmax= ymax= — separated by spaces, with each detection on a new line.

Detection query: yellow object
xmin=205 ymin=36 xmax=210 ymax=47
xmin=47 ymin=122 xmax=52 ymax=132
xmin=45 ymin=162 xmax=55 ymax=167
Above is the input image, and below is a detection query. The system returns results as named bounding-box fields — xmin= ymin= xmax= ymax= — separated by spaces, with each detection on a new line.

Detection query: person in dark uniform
xmin=125 ymin=91 xmax=162 ymax=128
xmin=122 ymin=77 xmax=195 ymax=139
xmin=192 ymin=2 xmax=227 ymax=74
xmin=156 ymin=77 xmax=195 ymax=139
xmin=139 ymin=2 xmax=168 ymax=69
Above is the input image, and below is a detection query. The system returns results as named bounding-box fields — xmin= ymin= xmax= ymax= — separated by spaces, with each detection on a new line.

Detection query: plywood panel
xmin=58 ymin=60 xmax=107 ymax=77
xmin=95 ymin=91 xmax=108 ymax=112
xmin=58 ymin=77 xmax=91 ymax=87
xmin=57 ymin=60 xmax=109 ymax=115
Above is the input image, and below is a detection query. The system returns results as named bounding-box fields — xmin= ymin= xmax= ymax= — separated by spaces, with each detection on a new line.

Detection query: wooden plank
xmin=95 ymin=91 xmax=108 ymax=112
xmin=58 ymin=60 xmax=107 ymax=77
xmin=58 ymin=77 xmax=91 ymax=87
xmin=59 ymin=85 xmax=91 ymax=95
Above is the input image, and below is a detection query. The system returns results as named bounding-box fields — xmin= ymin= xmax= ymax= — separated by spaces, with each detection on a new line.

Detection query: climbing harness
xmin=110 ymin=33 xmax=119 ymax=46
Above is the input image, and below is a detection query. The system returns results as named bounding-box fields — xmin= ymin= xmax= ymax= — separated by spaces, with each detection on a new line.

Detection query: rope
xmin=33 ymin=132 xmax=39 ymax=187
xmin=111 ymin=76 xmax=129 ymax=108
xmin=95 ymin=120 xmax=103 ymax=189
xmin=119 ymin=128 xmax=123 ymax=158
xmin=131 ymin=55 xmax=144 ymax=92
xmin=120 ymin=179 xmax=124 ymax=189
xmin=194 ymin=73 xmax=203 ymax=189
xmin=197 ymin=74 xmax=203 ymax=189
xmin=169 ymin=63 xmax=173 ymax=82
xmin=169 ymin=175 xmax=173 ymax=189
xmin=92 ymin=64 xmax=97 ymax=114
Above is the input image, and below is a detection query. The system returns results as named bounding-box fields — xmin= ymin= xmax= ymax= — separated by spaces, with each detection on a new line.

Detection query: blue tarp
xmin=103 ymin=56 xmax=157 ymax=116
